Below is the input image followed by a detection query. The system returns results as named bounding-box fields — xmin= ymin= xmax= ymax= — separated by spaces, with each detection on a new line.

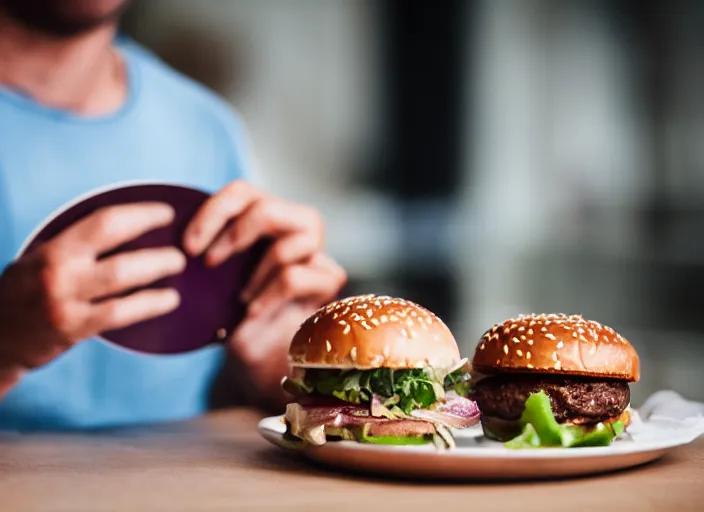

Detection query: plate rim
xmin=257 ymin=414 xmax=698 ymax=460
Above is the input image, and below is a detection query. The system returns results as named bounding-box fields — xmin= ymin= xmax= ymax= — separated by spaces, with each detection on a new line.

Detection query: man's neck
xmin=0 ymin=12 xmax=127 ymax=116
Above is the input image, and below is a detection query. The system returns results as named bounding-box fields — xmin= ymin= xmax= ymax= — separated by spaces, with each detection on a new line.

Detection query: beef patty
xmin=471 ymin=373 xmax=630 ymax=425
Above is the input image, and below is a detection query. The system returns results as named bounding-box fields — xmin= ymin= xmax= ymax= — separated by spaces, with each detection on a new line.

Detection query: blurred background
xmin=121 ymin=0 xmax=704 ymax=405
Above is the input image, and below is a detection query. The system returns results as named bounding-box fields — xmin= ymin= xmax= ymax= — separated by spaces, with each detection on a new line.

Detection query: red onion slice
xmin=410 ymin=393 xmax=481 ymax=429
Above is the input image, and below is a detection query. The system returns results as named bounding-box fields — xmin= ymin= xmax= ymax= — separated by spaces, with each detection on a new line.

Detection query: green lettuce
xmin=360 ymin=434 xmax=433 ymax=445
xmin=505 ymin=391 xmax=625 ymax=449
xmin=315 ymin=367 xmax=442 ymax=413
xmin=443 ymin=367 xmax=471 ymax=397
xmin=283 ymin=360 xmax=469 ymax=414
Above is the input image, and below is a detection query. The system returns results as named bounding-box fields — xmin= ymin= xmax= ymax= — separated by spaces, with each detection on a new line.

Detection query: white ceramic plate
xmin=258 ymin=414 xmax=701 ymax=480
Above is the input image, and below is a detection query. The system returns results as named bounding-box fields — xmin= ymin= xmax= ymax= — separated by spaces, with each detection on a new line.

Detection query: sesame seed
xmin=510 ymin=323 xmax=518 ymax=330
xmin=526 ymin=351 xmax=532 ymax=359
xmin=479 ymin=343 xmax=486 ymax=350
xmin=390 ymin=315 xmax=398 ymax=322
xmin=520 ymin=335 xmax=526 ymax=341
xmin=527 ymin=363 xmax=534 ymax=369
xmin=552 ymin=352 xmax=558 ymax=361
xmin=528 ymin=329 xmax=534 ymax=336
xmin=516 ymin=349 xmax=523 ymax=357
xmin=381 ymin=315 xmax=388 ymax=323
xmin=527 ymin=339 xmax=534 ymax=345
xmin=518 ymin=326 xmax=525 ymax=332
xmin=556 ymin=341 xmax=564 ymax=349
xmin=529 ymin=320 xmax=536 ymax=327
xmin=343 ymin=325 xmax=351 ymax=335
xmin=555 ymin=360 xmax=562 ymax=370
xmin=343 ymin=307 xmax=350 ymax=315
xmin=503 ymin=344 xmax=509 ymax=354
xmin=579 ymin=335 xmax=588 ymax=343
xmin=541 ymin=327 xmax=548 ymax=332
xmin=350 ymin=347 xmax=357 ymax=361
xmin=572 ymin=331 xmax=577 ymax=338
xmin=313 ymin=317 xmax=319 ymax=324
xmin=496 ymin=359 xmax=502 ymax=365
xmin=367 ymin=309 xmax=373 ymax=317
xmin=401 ymin=328 xmax=408 ymax=337
xmin=546 ymin=333 xmax=556 ymax=341
xmin=326 ymin=340 xmax=332 ymax=352
xmin=503 ymin=327 xmax=510 ymax=334
xmin=512 ymin=337 xmax=520 ymax=344
xmin=371 ymin=318 xmax=380 ymax=326
xmin=333 ymin=313 xmax=339 ymax=319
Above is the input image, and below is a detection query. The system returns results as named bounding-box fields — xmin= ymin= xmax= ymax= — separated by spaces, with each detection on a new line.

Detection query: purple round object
xmin=17 ymin=183 xmax=268 ymax=355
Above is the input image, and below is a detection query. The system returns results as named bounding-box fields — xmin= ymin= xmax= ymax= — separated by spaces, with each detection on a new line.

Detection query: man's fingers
xmin=241 ymin=233 xmax=318 ymax=301
xmin=55 ymin=202 xmax=175 ymax=256
xmin=247 ymin=254 xmax=346 ymax=319
xmin=205 ymin=199 xmax=323 ymax=267
xmin=89 ymin=288 xmax=181 ymax=333
xmin=182 ymin=180 xmax=262 ymax=257
xmin=86 ymin=247 xmax=187 ymax=301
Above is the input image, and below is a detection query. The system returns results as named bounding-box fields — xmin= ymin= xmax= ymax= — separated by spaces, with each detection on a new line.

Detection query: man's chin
xmin=0 ymin=0 xmax=130 ymax=38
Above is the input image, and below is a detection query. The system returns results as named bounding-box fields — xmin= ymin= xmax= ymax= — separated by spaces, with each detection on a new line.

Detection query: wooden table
xmin=1 ymin=409 xmax=703 ymax=511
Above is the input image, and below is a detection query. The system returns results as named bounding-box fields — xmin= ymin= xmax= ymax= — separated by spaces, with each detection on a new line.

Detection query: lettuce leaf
xmin=285 ymin=367 xmax=446 ymax=414
xmin=443 ymin=367 xmax=471 ymax=397
xmin=281 ymin=359 xmax=472 ymax=415
xmin=505 ymin=391 xmax=625 ymax=449
xmin=360 ymin=434 xmax=433 ymax=445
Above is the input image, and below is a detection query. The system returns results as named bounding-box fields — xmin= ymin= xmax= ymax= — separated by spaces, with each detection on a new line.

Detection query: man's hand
xmin=183 ymin=181 xmax=346 ymax=410
xmin=0 ymin=203 xmax=186 ymax=395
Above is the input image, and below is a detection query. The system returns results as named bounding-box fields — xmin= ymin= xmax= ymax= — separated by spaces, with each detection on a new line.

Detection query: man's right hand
xmin=0 ymin=203 xmax=186 ymax=394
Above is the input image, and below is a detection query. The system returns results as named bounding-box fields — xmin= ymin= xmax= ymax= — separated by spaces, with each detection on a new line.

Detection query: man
xmin=0 ymin=0 xmax=346 ymax=430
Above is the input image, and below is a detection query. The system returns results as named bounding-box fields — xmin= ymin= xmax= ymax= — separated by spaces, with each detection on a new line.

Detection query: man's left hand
xmin=183 ymin=181 xmax=346 ymax=407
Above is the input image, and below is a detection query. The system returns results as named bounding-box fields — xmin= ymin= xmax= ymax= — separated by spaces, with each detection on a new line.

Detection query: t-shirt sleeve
xmin=222 ymin=108 xmax=262 ymax=186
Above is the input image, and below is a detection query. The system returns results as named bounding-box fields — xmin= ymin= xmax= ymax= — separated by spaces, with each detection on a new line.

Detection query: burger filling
xmin=281 ymin=359 xmax=479 ymax=448
xmin=471 ymin=374 xmax=630 ymax=448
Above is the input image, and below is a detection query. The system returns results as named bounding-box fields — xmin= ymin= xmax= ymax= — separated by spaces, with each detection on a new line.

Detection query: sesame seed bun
xmin=288 ymin=294 xmax=461 ymax=370
xmin=471 ymin=313 xmax=640 ymax=382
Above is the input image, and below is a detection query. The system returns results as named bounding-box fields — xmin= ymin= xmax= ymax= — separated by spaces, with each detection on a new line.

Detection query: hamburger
xmin=280 ymin=294 xmax=480 ymax=448
xmin=470 ymin=313 xmax=640 ymax=448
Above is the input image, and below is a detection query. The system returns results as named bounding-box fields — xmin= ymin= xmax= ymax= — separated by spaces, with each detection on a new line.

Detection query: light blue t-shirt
xmin=0 ymin=39 xmax=252 ymax=431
